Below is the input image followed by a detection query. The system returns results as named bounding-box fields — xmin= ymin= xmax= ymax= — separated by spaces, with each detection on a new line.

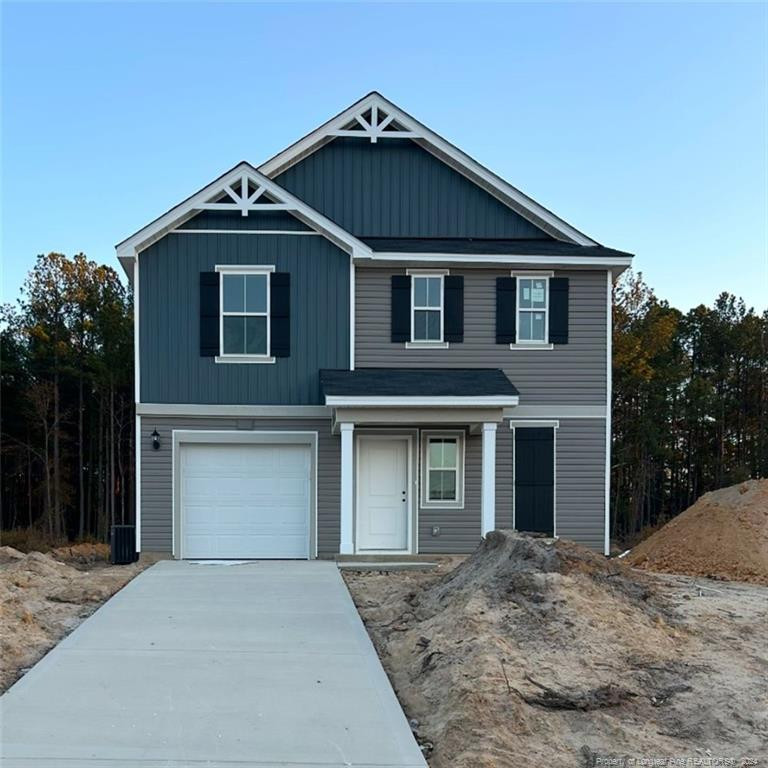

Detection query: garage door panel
xmin=180 ymin=443 xmax=311 ymax=559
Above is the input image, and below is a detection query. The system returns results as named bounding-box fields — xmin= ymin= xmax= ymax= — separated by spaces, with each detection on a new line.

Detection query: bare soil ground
xmin=628 ymin=479 xmax=768 ymax=584
xmin=344 ymin=532 xmax=768 ymax=767
xmin=0 ymin=543 xmax=146 ymax=693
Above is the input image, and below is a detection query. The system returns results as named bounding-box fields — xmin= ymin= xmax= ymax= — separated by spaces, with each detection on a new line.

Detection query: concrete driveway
xmin=0 ymin=560 xmax=426 ymax=767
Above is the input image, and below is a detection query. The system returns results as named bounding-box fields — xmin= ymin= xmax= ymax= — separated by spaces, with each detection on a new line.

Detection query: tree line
xmin=1 ymin=253 xmax=766 ymax=546
xmin=1 ymin=253 xmax=133 ymax=544
xmin=611 ymin=272 xmax=767 ymax=542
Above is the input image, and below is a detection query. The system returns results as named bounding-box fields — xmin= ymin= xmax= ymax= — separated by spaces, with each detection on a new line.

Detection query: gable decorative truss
xmin=115 ymin=162 xmax=372 ymax=278
xmin=259 ymin=92 xmax=597 ymax=246
xmin=329 ymin=102 xmax=422 ymax=143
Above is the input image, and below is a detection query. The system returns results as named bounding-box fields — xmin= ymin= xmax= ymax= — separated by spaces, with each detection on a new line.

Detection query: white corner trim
xmin=325 ymin=395 xmax=519 ymax=408
xmin=349 ymin=257 xmax=355 ymax=371
xmin=115 ymin=161 xmax=373 ymax=266
xmin=605 ymin=269 xmax=613 ymax=556
xmin=134 ymin=255 xmax=140 ymax=403
xmin=215 ymin=356 xmax=276 ymax=365
xmin=339 ymin=422 xmax=355 ymax=555
xmin=257 ymin=92 xmax=597 ymax=246
xmin=135 ymin=413 xmax=141 ymax=552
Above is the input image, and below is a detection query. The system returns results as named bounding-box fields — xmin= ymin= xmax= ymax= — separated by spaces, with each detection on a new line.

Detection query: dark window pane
xmin=429 ymin=470 xmax=456 ymax=501
xmin=413 ymin=277 xmax=427 ymax=306
xmin=519 ymin=311 xmax=532 ymax=341
xmin=426 ymin=310 xmax=440 ymax=340
xmin=223 ymin=274 xmax=244 ymax=312
xmin=223 ymin=316 xmax=245 ymax=354
xmin=245 ymin=274 xmax=267 ymax=313
xmin=245 ymin=316 xmax=267 ymax=355
xmin=426 ymin=277 xmax=441 ymax=308
xmin=414 ymin=310 xmax=428 ymax=340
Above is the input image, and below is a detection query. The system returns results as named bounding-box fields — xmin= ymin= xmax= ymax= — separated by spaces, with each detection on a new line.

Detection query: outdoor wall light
xmin=151 ymin=429 xmax=161 ymax=450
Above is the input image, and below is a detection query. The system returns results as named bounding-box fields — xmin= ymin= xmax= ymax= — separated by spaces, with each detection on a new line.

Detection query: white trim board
xmin=503 ymin=405 xmax=606 ymax=419
xmin=115 ymin=162 xmax=373 ymax=279
xmin=364 ymin=253 xmax=632 ymax=270
xmin=325 ymin=395 xmax=520 ymax=408
xmin=258 ymin=92 xmax=597 ymax=246
xmin=171 ymin=229 xmax=320 ymax=236
xmin=136 ymin=403 xmax=331 ymax=418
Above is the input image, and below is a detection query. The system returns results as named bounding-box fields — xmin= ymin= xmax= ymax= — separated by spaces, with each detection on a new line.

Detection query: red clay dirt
xmin=627 ymin=479 xmax=768 ymax=584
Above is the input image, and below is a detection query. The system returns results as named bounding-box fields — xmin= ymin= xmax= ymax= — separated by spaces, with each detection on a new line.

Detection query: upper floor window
xmin=219 ymin=267 xmax=271 ymax=357
xmin=517 ymin=276 xmax=549 ymax=344
xmin=411 ymin=274 xmax=443 ymax=342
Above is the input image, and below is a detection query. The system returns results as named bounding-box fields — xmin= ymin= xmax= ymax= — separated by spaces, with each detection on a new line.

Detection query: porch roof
xmin=320 ymin=368 xmax=519 ymax=408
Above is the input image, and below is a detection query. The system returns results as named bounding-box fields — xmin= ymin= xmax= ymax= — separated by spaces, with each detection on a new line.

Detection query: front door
xmin=357 ymin=436 xmax=410 ymax=552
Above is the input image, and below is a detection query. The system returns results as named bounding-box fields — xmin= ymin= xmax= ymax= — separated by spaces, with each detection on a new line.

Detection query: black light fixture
xmin=151 ymin=429 xmax=161 ymax=450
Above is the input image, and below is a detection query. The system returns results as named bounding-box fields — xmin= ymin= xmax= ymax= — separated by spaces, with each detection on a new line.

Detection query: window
xmin=517 ymin=276 xmax=549 ymax=344
xmin=219 ymin=268 xmax=270 ymax=358
xmin=411 ymin=275 xmax=443 ymax=342
xmin=421 ymin=431 xmax=464 ymax=508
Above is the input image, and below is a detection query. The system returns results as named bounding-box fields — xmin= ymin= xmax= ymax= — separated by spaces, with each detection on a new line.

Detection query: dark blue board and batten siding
xmin=139 ymin=232 xmax=350 ymax=404
xmin=276 ymin=138 xmax=553 ymax=239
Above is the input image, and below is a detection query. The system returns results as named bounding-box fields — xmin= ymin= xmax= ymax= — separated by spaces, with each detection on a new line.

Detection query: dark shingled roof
xmin=362 ymin=237 xmax=633 ymax=260
xmin=320 ymin=368 xmax=518 ymax=398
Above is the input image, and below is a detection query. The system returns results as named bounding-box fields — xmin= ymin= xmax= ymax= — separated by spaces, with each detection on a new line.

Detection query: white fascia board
xmin=136 ymin=403 xmax=331 ymax=418
xmin=325 ymin=395 xmax=519 ymax=408
xmin=363 ymin=252 xmax=633 ymax=269
xmin=115 ymin=162 xmax=372 ymax=271
xmin=258 ymin=92 xmax=597 ymax=246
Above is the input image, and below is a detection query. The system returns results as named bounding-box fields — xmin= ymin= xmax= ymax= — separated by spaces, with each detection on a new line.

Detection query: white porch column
xmin=339 ymin=423 xmax=355 ymax=554
xmin=481 ymin=422 xmax=497 ymax=536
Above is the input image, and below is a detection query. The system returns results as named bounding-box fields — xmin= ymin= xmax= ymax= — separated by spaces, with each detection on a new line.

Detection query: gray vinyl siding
xmin=276 ymin=138 xmax=553 ymax=240
xmin=418 ymin=423 xmax=514 ymax=554
xmin=553 ymin=419 xmax=606 ymax=550
xmin=139 ymin=233 xmax=349 ymax=404
xmin=355 ymin=267 xmax=608 ymax=405
xmin=139 ymin=417 xmax=340 ymax=556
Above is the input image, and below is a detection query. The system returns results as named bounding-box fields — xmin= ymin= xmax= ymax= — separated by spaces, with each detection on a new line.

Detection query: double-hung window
xmin=422 ymin=431 xmax=464 ymax=508
xmin=219 ymin=267 xmax=272 ymax=358
xmin=411 ymin=274 xmax=444 ymax=343
xmin=517 ymin=276 xmax=549 ymax=344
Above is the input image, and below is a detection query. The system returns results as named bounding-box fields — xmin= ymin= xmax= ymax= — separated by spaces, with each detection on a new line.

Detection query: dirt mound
xmin=345 ymin=531 xmax=767 ymax=766
xmin=50 ymin=542 xmax=110 ymax=566
xmin=0 ymin=548 xmax=143 ymax=693
xmin=628 ymin=480 xmax=768 ymax=584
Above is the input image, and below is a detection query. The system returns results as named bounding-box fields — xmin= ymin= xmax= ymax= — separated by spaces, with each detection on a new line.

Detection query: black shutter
xmin=270 ymin=272 xmax=290 ymax=358
xmin=496 ymin=277 xmax=516 ymax=344
xmin=391 ymin=275 xmax=411 ymax=343
xmin=549 ymin=277 xmax=569 ymax=344
xmin=199 ymin=272 xmax=219 ymax=357
xmin=443 ymin=275 xmax=464 ymax=343
xmin=514 ymin=427 xmax=554 ymax=536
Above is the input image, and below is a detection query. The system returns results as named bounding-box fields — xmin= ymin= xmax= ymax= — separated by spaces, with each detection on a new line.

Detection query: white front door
xmin=357 ymin=436 xmax=410 ymax=552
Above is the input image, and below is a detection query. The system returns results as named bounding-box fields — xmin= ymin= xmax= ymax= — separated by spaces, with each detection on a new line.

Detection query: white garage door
xmin=180 ymin=442 xmax=311 ymax=559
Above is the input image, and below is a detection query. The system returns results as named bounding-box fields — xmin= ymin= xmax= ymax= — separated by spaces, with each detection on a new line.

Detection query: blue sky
xmin=2 ymin=2 xmax=766 ymax=311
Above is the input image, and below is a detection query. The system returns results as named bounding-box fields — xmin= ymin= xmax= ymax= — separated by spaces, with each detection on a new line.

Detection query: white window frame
xmin=514 ymin=272 xmax=552 ymax=349
xmin=215 ymin=264 xmax=275 ymax=364
xmin=407 ymin=270 xmax=448 ymax=347
xmin=420 ymin=430 xmax=465 ymax=509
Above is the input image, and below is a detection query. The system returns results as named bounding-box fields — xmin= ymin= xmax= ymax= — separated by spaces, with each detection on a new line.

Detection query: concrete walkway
xmin=0 ymin=560 xmax=426 ymax=767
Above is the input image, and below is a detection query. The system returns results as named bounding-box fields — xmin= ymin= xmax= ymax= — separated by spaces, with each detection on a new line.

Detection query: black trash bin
xmin=110 ymin=525 xmax=138 ymax=564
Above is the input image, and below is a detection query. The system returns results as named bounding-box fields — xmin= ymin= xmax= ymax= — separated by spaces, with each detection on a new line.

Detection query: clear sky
xmin=2 ymin=2 xmax=766 ymax=312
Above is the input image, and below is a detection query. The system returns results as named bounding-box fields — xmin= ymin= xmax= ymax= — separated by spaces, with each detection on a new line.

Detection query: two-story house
xmin=118 ymin=92 xmax=632 ymax=561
